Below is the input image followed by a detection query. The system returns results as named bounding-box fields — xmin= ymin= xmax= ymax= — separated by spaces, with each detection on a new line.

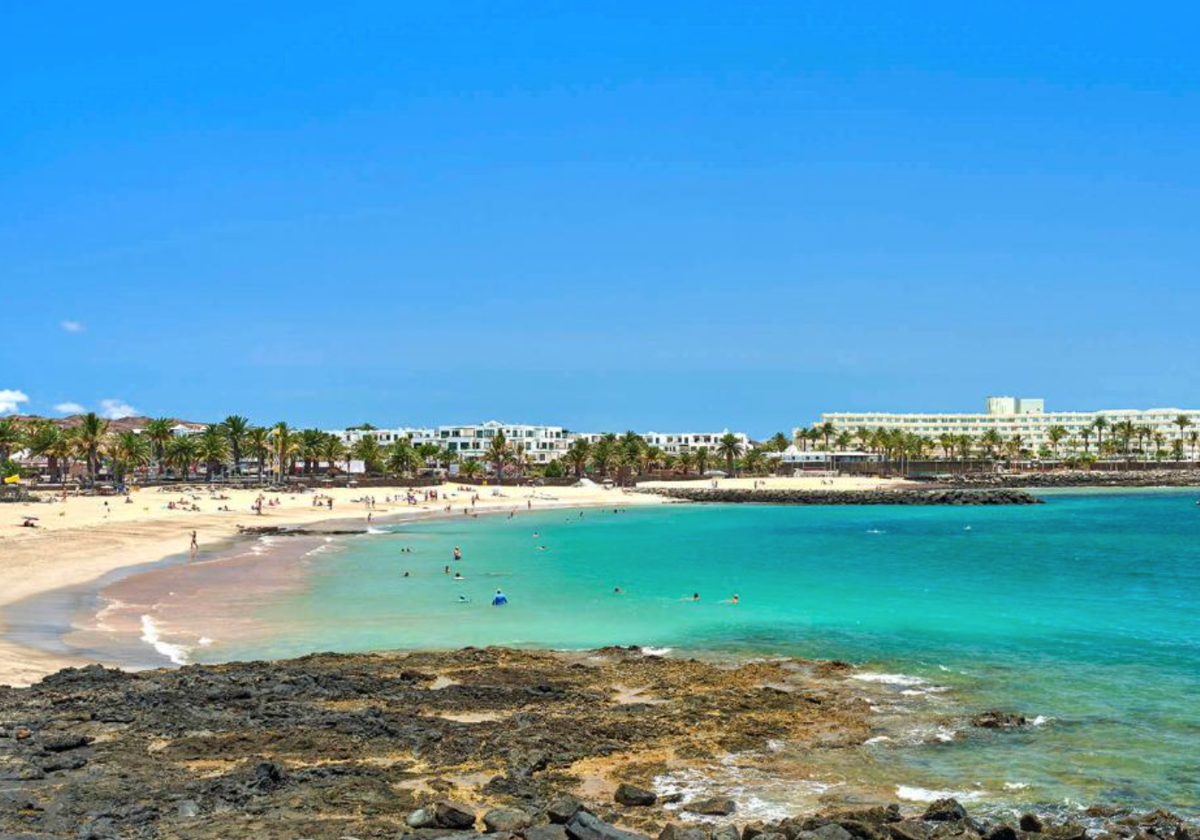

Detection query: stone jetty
xmin=643 ymin=488 xmax=1042 ymax=505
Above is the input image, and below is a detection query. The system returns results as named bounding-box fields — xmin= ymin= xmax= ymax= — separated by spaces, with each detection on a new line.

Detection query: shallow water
xmin=168 ymin=492 xmax=1200 ymax=817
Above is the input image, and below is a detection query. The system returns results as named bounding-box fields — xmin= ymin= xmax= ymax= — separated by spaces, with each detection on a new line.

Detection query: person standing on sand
xmin=189 ymin=530 xmax=198 ymax=558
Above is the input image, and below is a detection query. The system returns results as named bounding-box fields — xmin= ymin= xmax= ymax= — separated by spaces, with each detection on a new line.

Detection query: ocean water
xmin=197 ymin=491 xmax=1200 ymax=818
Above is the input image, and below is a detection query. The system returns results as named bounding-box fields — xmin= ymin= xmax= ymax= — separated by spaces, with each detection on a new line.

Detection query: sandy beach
xmin=0 ymin=475 xmax=911 ymax=686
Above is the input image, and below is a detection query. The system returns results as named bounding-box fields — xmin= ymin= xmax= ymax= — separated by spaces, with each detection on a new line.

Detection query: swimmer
xmin=444 ymin=565 xmax=450 ymax=575
xmin=454 ymin=572 xmax=465 ymax=581
xmin=537 ymin=545 xmax=549 ymax=551
xmin=453 ymin=546 xmax=462 ymax=561
xmin=457 ymin=594 xmax=471 ymax=603
xmin=492 ymin=589 xmax=508 ymax=606
xmin=403 ymin=571 xmax=410 ymax=578
xmin=613 ymin=587 xmax=622 ymax=594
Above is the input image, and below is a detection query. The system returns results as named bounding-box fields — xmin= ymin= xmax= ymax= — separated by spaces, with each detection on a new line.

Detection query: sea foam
xmin=140 ymin=615 xmax=191 ymax=665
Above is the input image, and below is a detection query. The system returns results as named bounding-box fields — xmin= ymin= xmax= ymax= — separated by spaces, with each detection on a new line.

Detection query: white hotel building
xmin=328 ymin=422 xmax=754 ymax=466
xmin=809 ymin=396 xmax=1200 ymax=454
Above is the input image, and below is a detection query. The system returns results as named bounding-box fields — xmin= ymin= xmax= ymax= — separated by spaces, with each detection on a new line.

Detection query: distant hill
xmin=9 ymin=415 xmax=209 ymax=433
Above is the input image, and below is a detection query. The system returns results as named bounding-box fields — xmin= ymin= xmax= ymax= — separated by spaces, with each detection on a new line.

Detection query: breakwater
xmin=928 ymin=470 xmax=1200 ymax=488
xmin=644 ymin=488 xmax=1042 ymax=505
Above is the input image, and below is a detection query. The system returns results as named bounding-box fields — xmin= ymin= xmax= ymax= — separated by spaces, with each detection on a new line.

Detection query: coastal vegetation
xmin=2 ymin=409 xmax=1198 ymax=487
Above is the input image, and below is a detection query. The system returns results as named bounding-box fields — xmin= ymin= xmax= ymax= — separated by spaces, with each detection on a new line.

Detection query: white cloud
xmin=54 ymin=402 xmax=85 ymax=414
xmin=98 ymin=398 xmax=139 ymax=420
xmin=0 ymin=389 xmax=30 ymax=414
xmin=60 ymin=320 xmax=84 ymax=333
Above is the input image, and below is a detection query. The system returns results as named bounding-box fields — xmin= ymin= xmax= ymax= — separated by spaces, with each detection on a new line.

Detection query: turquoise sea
xmin=197 ymin=491 xmax=1200 ymax=819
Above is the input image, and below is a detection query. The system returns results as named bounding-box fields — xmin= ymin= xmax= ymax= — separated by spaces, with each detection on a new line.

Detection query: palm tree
xmin=108 ymin=430 xmax=150 ymax=483
xmin=1189 ymin=430 xmax=1199 ymax=463
xmin=319 ymin=434 xmax=346 ymax=474
xmin=1175 ymin=415 xmax=1193 ymax=457
xmin=676 ymin=450 xmax=695 ymax=476
xmin=565 ymin=438 xmax=591 ymax=478
xmin=74 ymin=412 xmax=110 ymax=482
xmin=716 ymin=433 xmax=744 ymax=474
xmin=25 ymin=422 xmax=68 ymax=483
xmin=269 ymin=422 xmax=299 ymax=480
xmin=818 ymin=422 xmax=836 ymax=450
xmin=386 ymin=439 xmax=420 ymax=477
xmin=1079 ymin=427 xmax=1092 ymax=454
xmin=198 ymin=426 xmax=230 ymax=481
xmin=1091 ymin=418 xmax=1108 ymax=460
xmin=142 ymin=417 xmax=175 ymax=478
xmin=437 ymin=447 xmax=458 ymax=476
xmin=0 ymin=418 xmax=21 ymax=463
xmin=220 ymin=415 xmax=250 ymax=475
xmin=693 ymin=446 xmax=712 ymax=475
xmin=459 ymin=459 xmax=483 ymax=479
xmin=245 ymin=426 xmax=270 ymax=483
xmin=937 ymin=433 xmax=956 ymax=460
xmin=1046 ymin=425 xmax=1068 ymax=460
xmin=768 ymin=432 xmax=789 ymax=453
xmin=957 ymin=434 xmax=974 ymax=460
xmin=299 ymin=429 xmax=326 ymax=474
xmin=1152 ymin=431 xmax=1166 ymax=461
xmin=485 ymin=431 xmax=510 ymax=483
xmin=741 ymin=447 xmax=767 ymax=475
xmin=351 ymin=435 xmax=384 ymax=474
xmin=166 ymin=434 xmax=200 ymax=482
xmin=589 ymin=436 xmax=616 ymax=477
xmin=980 ymin=429 xmax=1003 ymax=461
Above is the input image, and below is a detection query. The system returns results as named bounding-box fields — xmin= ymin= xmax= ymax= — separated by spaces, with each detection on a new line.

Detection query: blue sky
xmin=3 ymin=3 xmax=1198 ymax=436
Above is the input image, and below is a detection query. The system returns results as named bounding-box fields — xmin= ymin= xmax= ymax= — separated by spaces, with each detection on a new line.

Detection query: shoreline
xmin=0 ymin=481 xmax=678 ymax=686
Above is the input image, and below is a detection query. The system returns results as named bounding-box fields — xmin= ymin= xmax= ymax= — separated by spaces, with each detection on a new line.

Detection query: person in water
xmin=492 ymin=589 xmax=508 ymax=606
xmin=453 ymin=546 xmax=462 ymax=561
xmin=454 ymin=572 xmax=464 ymax=580
xmin=457 ymin=594 xmax=471 ymax=603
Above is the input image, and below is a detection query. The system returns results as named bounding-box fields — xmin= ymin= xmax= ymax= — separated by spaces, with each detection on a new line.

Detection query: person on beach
xmin=492 ymin=589 xmax=508 ymax=606
xmin=189 ymin=530 xmax=198 ymax=557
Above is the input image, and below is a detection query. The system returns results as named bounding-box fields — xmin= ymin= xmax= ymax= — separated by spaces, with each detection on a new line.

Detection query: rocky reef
xmin=642 ymin=489 xmax=1041 ymax=506
xmin=0 ymin=647 xmax=1187 ymax=839
xmin=923 ymin=470 xmax=1200 ymax=489
xmin=0 ymin=647 xmax=872 ymax=838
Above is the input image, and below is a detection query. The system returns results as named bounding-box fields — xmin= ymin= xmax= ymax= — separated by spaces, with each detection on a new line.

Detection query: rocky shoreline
xmin=919 ymin=470 xmax=1200 ymax=489
xmin=640 ymin=489 xmax=1041 ymax=506
xmin=0 ymin=647 xmax=1184 ymax=839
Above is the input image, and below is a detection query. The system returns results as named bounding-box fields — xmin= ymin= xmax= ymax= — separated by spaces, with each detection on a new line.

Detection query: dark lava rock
xmin=407 ymin=808 xmax=439 ymax=828
xmin=436 ymin=801 xmax=479 ymax=830
xmin=923 ymin=800 xmax=967 ymax=822
xmin=982 ymin=826 xmax=1017 ymax=840
xmin=888 ymin=820 xmax=929 ymax=840
xmin=1019 ymin=815 xmax=1044 ymax=833
xmin=686 ymin=797 xmax=738 ymax=817
xmin=1043 ymin=825 xmax=1088 ymax=840
xmin=800 ymin=826 xmax=854 ymax=840
xmin=484 ymin=808 xmax=533 ymax=832
xmin=527 ymin=826 xmax=571 ymax=840
xmin=660 ymin=825 xmax=713 ymax=840
xmin=969 ymin=711 xmax=1028 ymax=729
xmin=548 ymin=795 xmax=584 ymax=824
xmin=36 ymin=753 xmax=86 ymax=773
xmin=39 ymin=733 xmax=92 ymax=752
xmin=567 ymin=811 xmax=653 ymax=840
xmin=614 ymin=783 xmax=658 ymax=807
xmin=836 ymin=820 xmax=882 ymax=840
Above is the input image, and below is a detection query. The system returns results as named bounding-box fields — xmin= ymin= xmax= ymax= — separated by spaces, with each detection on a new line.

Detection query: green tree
xmin=1046 ymin=425 xmax=1068 ymax=460
xmin=245 ymin=427 xmax=270 ymax=483
xmin=716 ymin=433 xmax=744 ymax=474
xmin=319 ymin=434 xmax=346 ymax=474
xmin=768 ymin=432 xmax=789 ymax=453
xmin=386 ymin=439 xmax=420 ymax=476
xmin=167 ymin=434 xmax=200 ymax=482
xmin=979 ymin=429 xmax=1003 ymax=461
xmin=74 ymin=412 xmax=110 ymax=482
xmin=459 ymin=459 xmax=483 ymax=479
xmin=0 ymin=418 xmax=22 ymax=463
xmin=198 ymin=426 xmax=230 ymax=481
xmin=220 ymin=415 xmax=250 ymax=475
xmin=350 ymin=435 xmax=384 ymax=474
xmin=270 ymin=422 xmax=298 ymax=480
xmin=108 ymin=430 xmax=150 ymax=483
xmin=565 ymin=438 xmax=591 ymax=478
xmin=693 ymin=446 xmax=712 ymax=474
xmin=142 ymin=417 xmax=175 ymax=478
xmin=1091 ymin=417 xmax=1109 ymax=459
xmin=486 ymin=431 xmax=510 ymax=483
xmin=589 ymin=436 xmax=616 ymax=477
